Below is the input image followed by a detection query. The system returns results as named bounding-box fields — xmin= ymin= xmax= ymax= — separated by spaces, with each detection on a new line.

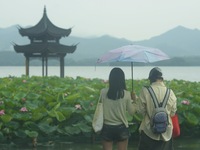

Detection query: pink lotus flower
xmin=0 ymin=110 xmax=5 ymax=116
xmin=20 ymin=107 xmax=28 ymax=112
xmin=22 ymin=80 xmax=27 ymax=83
xmin=181 ymin=100 xmax=190 ymax=105
xmin=75 ymin=104 xmax=82 ymax=110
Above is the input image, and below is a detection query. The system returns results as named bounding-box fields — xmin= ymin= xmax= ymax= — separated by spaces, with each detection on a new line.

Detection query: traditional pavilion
xmin=14 ymin=7 xmax=77 ymax=77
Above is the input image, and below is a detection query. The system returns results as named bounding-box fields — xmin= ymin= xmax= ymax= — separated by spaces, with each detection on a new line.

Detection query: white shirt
xmin=99 ymin=88 xmax=136 ymax=127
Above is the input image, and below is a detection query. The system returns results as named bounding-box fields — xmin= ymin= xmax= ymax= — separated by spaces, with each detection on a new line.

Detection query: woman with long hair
xmin=98 ymin=67 xmax=137 ymax=150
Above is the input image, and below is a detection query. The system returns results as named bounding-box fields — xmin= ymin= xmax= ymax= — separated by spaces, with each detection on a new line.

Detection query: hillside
xmin=0 ymin=25 xmax=200 ymax=66
xmin=133 ymin=26 xmax=200 ymax=57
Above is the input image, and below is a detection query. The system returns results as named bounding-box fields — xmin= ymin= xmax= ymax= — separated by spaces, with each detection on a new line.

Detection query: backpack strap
xmin=162 ymin=88 xmax=170 ymax=108
xmin=145 ymin=86 xmax=170 ymax=108
xmin=146 ymin=86 xmax=159 ymax=108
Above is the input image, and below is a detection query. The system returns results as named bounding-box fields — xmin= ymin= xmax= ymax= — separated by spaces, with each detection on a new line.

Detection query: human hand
xmin=131 ymin=91 xmax=137 ymax=101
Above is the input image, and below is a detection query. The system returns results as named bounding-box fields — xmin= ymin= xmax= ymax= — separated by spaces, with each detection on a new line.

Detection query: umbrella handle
xmin=131 ymin=62 xmax=133 ymax=92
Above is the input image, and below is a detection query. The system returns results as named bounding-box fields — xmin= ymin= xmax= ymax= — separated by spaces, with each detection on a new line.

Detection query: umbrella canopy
xmin=97 ymin=45 xmax=170 ymax=63
xmin=97 ymin=45 xmax=170 ymax=91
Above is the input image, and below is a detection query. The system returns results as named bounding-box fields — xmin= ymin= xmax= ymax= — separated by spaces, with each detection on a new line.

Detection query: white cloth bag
xmin=92 ymin=97 xmax=103 ymax=133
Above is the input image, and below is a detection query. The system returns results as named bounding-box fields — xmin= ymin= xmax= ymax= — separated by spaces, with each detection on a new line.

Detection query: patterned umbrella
xmin=97 ymin=45 xmax=170 ymax=91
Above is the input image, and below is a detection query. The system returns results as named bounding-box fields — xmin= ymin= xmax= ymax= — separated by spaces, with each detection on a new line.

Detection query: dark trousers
xmin=138 ymin=131 xmax=174 ymax=150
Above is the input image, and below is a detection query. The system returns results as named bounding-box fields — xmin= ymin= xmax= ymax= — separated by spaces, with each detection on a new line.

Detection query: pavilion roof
xmin=14 ymin=43 xmax=77 ymax=55
xmin=18 ymin=7 xmax=72 ymax=38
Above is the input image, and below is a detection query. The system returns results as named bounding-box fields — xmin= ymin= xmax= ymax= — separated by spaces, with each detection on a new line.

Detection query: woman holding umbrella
xmin=98 ymin=67 xmax=137 ymax=150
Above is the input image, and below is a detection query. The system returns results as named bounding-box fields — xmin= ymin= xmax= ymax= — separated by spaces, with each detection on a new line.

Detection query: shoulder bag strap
xmin=98 ymin=92 xmax=104 ymax=103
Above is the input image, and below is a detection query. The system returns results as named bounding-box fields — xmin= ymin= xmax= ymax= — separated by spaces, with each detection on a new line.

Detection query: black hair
xmin=107 ymin=67 xmax=126 ymax=100
xmin=148 ymin=67 xmax=163 ymax=84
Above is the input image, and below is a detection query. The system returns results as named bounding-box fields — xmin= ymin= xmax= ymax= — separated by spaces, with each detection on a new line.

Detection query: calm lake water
xmin=1 ymin=66 xmax=200 ymax=82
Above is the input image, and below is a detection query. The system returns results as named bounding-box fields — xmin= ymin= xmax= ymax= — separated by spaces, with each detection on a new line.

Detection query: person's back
xmin=137 ymin=67 xmax=177 ymax=150
xmin=101 ymin=88 xmax=135 ymax=127
xmin=98 ymin=67 xmax=137 ymax=150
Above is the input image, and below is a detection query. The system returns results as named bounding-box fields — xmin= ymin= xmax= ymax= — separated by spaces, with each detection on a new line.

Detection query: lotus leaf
xmin=38 ymin=123 xmax=58 ymax=134
xmin=1 ymin=114 xmax=12 ymax=123
xmin=64 ymin=126 xmax=81 ymax=135
xmin=6 ymin=121 xmax=19 ymax=130
xmin=184 ymin=112 xmax=199 ymax=126
xmin=1 ymin=91 xmax=11 ymax=98
xmin=0 ymin=132 xmax=3 ymax=139
xmin=59 ymin=107 xmax=74 ymax=119
xmin=12 ymin=113 xmax=30 ymax=121
xmin=14 ymin=130 xmax=27 ymax=138
xmin=25 ymin=130 xmax=38 ymax=138
xmin=76 ymin=123 xmax=91 ymax=133
xmin=84 ymin=114 xmax=93 ymax=123
xmin=66 ymin=93 xmax=82 ymax=104
xmin=14 ymin=92 xmax=27 ymax=101
xmin=23 ymin=121 xmax=39 ymax=131
xmin=55 ymin=111 xmax=66 ymax=122
xmin=26 ymin=93 xmax=41 ymax=100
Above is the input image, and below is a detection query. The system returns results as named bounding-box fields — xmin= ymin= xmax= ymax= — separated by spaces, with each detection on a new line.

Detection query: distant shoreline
xmin=1 ymin=66 xmax=200 ymax=82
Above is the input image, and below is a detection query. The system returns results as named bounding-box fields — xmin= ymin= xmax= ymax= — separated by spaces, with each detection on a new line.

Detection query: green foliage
xmin=0 ymin=76 xmax=199 ymax=145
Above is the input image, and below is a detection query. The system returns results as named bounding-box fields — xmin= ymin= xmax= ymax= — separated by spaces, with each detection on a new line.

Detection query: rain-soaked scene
xmin=0 ymin=0 xmax=200 ymax=150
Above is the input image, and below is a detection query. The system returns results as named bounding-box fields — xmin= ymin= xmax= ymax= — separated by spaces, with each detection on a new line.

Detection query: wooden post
xmin=45 ymin=56 xmax=48 ymax=76
xmin=25 ymin=57 xmax=29 ymax=76
xmin=60 ymin=56 xmax=64 ymax=78
xmin=42 ymin=57 xmax=44 ymax=77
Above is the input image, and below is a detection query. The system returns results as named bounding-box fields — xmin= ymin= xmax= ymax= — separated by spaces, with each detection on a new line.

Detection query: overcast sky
xmin=1 ymin=0 xmax=200 ymax=40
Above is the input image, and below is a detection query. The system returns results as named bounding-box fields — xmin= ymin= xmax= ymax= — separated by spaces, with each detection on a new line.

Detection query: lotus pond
xmin=0 ymin=137 xmax=200 ymax=150
xmin=0 ymin=76 xmax=199 ymax=148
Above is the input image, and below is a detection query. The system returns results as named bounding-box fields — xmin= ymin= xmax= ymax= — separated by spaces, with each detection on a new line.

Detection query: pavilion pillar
xmin=25 ymin=56 xmax=29 ymax=76
xmin=45 ymin=56 xmax=48 ymax=76
xmin=42 ymin=57 xmax=44 ymax=77
xmin=60 ymin=56 xmax=64 ymax=78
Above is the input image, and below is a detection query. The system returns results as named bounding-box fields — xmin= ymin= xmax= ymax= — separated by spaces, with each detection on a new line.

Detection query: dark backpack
xmin=146 ymin=86 xmax=170 ymax=134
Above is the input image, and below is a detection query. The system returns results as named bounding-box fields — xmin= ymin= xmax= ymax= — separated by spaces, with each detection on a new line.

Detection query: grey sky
xmin=0 ymin=0 xmax=200 ymax=40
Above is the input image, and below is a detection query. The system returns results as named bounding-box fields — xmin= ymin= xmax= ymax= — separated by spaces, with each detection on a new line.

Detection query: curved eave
xmin=48 ymin=43 xmax=76 ymax=53
xmin=14 ymin=43 xmax=77 ymax=54
xmin=19 ymin=8 xmax=71 ymax=38
xmin=19 ymin=27 xmax=71 ymax=38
